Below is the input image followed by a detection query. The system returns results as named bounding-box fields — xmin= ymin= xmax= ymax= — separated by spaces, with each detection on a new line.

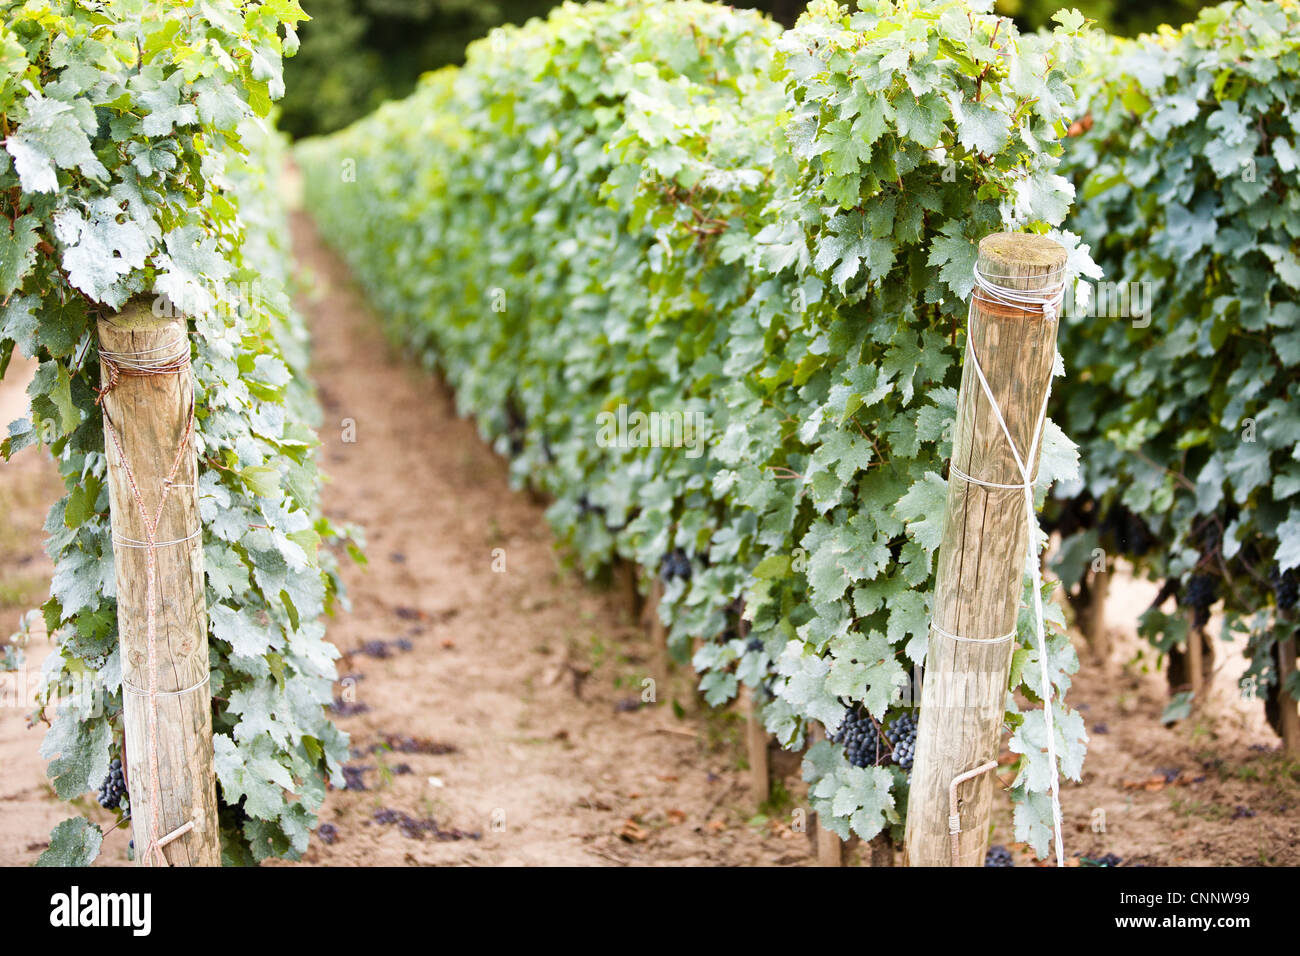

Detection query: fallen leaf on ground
xmin=617 ymin=819 xmax=648 ymax=842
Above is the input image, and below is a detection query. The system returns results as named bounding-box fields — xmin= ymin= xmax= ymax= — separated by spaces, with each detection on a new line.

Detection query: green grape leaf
xmin=0 ymin=215 xmax=41 ymax=296
xmin=36 ymin=817 xmax=104 ymax=867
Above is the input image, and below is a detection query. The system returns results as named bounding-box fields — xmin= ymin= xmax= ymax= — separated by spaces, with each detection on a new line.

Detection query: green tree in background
xmin=282 ymin=0 xmax=1217 ymax=139
xmin=996 ymin=0 xmax=1215 ymax=36
xmin=281 ymin=0 xmax=558 ymax=138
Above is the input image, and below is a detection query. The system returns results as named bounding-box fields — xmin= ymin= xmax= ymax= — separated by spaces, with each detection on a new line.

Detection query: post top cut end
xmin=977 ymin=232 xmax=1068 ymax=270
xmin=99 ymin=295 xmax=185 ymax=333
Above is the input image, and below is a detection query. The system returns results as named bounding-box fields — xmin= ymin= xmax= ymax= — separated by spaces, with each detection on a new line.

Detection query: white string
xmin=930 ymin=621 xmax=1016 ymax=645
xmin=123 ymin=672 xmax=210 ymax=698
xmin=112 ymin=527 xmax=202 ymax=549
xmin=98 ymin=336 xmax=190 ymax=372
xmin=973 ymin=266 xmax=1067 ymax=319
xmin=948 ymin=464 xmax=1024 ymax=491
xmin=944 ymin=260 xmax=1067 ymax=867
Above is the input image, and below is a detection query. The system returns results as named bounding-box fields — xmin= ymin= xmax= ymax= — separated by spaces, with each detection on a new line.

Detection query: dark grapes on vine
xmin=96 ymin=757 xmax=127 ymax=811
xmin=1182 ymin=573 xmax=1218 ymax=628
xmin=885 ymin=712 xmax=918 ymax=771
xmin=659 ymin=548 xmax=692 ymax=582
xmin=830 ymin=708 xmax=882 ymax=769
xmin=985 ymin=844 xmax=1014 ymax=867
xmin=1270 ymin=565 xmax=1298 ymax=611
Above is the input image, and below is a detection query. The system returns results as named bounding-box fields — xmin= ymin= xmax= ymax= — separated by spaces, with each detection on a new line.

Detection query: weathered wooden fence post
xmin=866 ymin=833 xmax=895 ymax=866
xmin=735 ymin=613 xmax=771 ymax=806
xmin=1077 ymin=566 xmax=1110 ymax=663
xmin=1279 ymin=633 xmax=1300 ymax=754
xmin=1187 ymin=614 xmax=1205 ymax=697
xmin=742 ymin=686 xmax=770 ymax=805
xmin=1168 ymin=612 xmax=1213 ymax=698
xmin=903 ymin=233 xmax=1067 ymax=867
xmin=99 ymin=298 xmax=219 ymax=866
xmin=808 ymin=723 xmax=843 ymax=866
xmin=645 ymin=577 xmax=669 ymax=684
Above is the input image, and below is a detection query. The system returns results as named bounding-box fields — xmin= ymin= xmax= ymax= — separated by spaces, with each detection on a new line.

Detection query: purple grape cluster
xmin=984 ymin=845 xmax=1013 ymax=867
xmin=97 ymin=758 xmax=127 ymax=811
xmin=830 ymin=709 xmax=881 ymax=768
xmin=660 ymin=548 xmax=692 ymax=582
xmin=885 ymin=713 xmax=918 ymax=770
xmin=1182 ymin=574 xmax=1218 ymax=628
xmin=1270 ymin=565 xmax=1298 ymax=611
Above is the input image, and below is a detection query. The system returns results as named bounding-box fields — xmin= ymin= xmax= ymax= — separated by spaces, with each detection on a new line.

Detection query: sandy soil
xmin=0 ymin=356 xmax=71 ymax=866
xmin=265 ymin=211 xmax=810 ymax=866
xmin=987 ymin=573 xmax=1300 ymax=867
xmin=0 ymin=217 xmax=813 ymax=868
xmin=0 ymin=211 xmax=1294 ymax=867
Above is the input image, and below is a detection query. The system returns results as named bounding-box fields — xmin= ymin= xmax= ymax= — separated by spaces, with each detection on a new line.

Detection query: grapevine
xmin=0 ymin=0 xmax=355 ymax=865
xmin=1054 ymin=0 xmax=1300 ymax=716
xmin=95 ymin=758 xmax=127 ymax=813
xmin=297 ymin=0 xmax=1094 ymax=852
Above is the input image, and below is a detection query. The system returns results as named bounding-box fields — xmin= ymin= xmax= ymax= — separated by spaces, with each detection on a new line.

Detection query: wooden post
xmin=867 ymin=833 xmax=895 ymax=867
xmin=613 ymin=558 xmax=643 ymax=622
xmin=99 ymin=300 xmax=219 ymax=866
xmin=1078 ymin=566 xmax=1110 ymax=663
xmin=742 ymin=686 xmax=770 ymax=805
xmin=645 ymin=576 xmax=669 ymax=683
xmin=736 ymin=610 xmax=770 ymax=806
xmin=1187 ymin=616 xmax=1205 ymax=698
xmin=808 ymin=724 xmax=843 ymax=866
xmin=1279 ymin=634 xmax=1300 ymax=754
xmin=903 ymin=233 xmax=1066 ymax=867
xmin=1168 ymin=611 xmax=1214 ymax=697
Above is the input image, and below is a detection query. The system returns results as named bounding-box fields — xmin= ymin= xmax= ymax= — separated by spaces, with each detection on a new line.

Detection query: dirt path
xmin=273 ymin=211 xmax=809 ymax=866
xmin=0 ymin=356 xmax=70 ymax=866
xmin=988 ymin=573 xmax=1300 ymax=868
xmin=1 ymin=212 xmax=1295 ymax=868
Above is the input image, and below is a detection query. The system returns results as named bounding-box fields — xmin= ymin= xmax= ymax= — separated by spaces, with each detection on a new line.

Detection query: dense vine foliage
xmin=300 ymin=0 xmax=1095 ymax=851
xmin=1053 ymin=0 xmax=1300 ymax=718
xmin=1 ymin=0 xmax=352 ymax=865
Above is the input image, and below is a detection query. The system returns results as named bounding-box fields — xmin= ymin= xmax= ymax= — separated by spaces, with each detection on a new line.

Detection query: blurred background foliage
xmin=281 ymin=0 xmax=1218 ymax=139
